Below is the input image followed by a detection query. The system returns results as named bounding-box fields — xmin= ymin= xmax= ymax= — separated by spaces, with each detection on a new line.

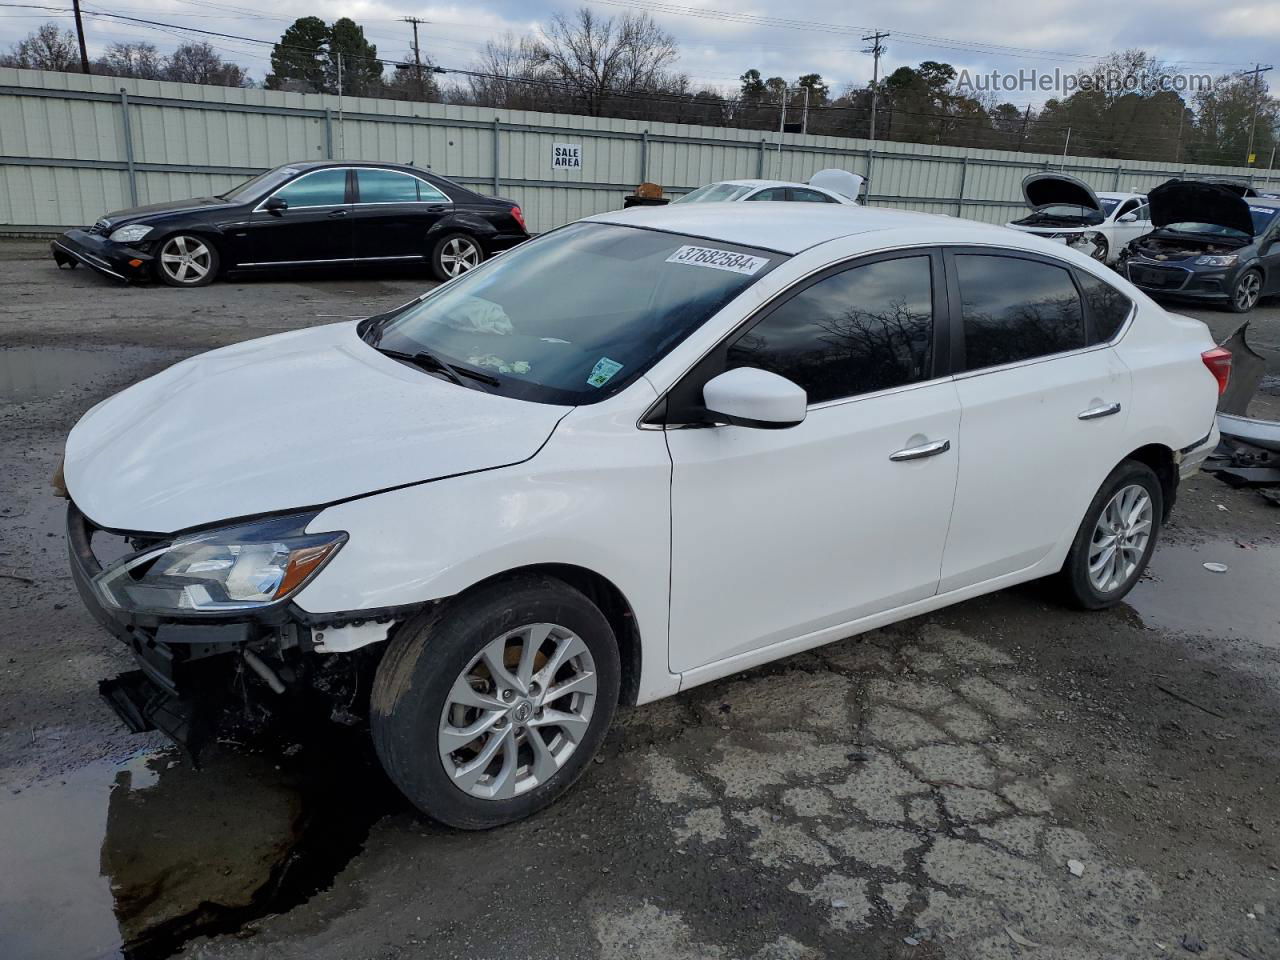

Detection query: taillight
xmin=510 ymin=205 xmax=527 ymax=232
xmin=1201 ymin=346 xmax=1232 ymax=396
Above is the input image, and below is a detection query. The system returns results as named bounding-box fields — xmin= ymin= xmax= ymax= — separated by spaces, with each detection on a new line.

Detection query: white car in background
xmin=1007 ymin=173 xmax=1151 ymax=264
xmin=676 ymin=169 xmax=862 ymax=205
xmin=66 ymin=203 xmax=1225 ymax=829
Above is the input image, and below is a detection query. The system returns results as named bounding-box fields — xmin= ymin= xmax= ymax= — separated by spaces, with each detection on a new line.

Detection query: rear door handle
xmin=328 ymin=209 xmax=348 ymax=218
xmin=1078 ymin=402 xmax=1121 ymax=421
xmin=426 ymin=205 xmax=447 ymax=212
xmin=889 ymin=439 xmax=951 ymax=462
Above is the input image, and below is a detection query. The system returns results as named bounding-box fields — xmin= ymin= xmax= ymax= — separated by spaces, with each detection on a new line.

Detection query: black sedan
xmin=1119 ymin=180 xmax=1280 ymax=314
xmin=50 ymin=161 xmax=530 ymax=288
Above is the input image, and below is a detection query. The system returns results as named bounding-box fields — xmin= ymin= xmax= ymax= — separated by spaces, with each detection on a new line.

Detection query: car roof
xmin=1096 ymin=192 xmax=1145 ymax=201
xmin=1248 ymin=197 xmax=1280 ymax=209
xmin=284 ymin=160 xmax=430 ymax=175
xmin=587 ymin=203 xmax=1016 ymax=255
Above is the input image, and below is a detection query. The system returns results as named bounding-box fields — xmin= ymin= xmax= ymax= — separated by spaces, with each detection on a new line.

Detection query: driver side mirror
xmin=265 ymin=196 xmax=288 ymax=216
xmin=702 ymin=367 xmax=807 ymax=429
xmin=1118 ymin=212 xmax=1138 ymax=223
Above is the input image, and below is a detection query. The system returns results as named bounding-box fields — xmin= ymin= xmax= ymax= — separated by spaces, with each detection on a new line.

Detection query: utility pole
xmin=861 ymin=31 xmax=888 ymax=141
xmin=1241 ymin=63 xmax=1274 ymax=166
xmin=402 ymin=16 xmax=427 ymax=99
xmin=1061 ymin=127 xmax=1071 ymax=168
xmin=70 ymin=0 xmax=90 ymax=74
xmin=1018 ymin=103 xmax=1031 ymax=151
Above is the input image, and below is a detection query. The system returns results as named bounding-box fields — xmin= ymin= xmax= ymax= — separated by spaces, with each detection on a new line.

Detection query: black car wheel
xmin=1228 ymin=269 xmax=1261 ymax=313
xmin=156 ymin=234 xmax=218 ymax=287
xmin=371 ymin=574 xmax=620 ymax=829
xmin=430 ymin=232 xmax=484 ymax=281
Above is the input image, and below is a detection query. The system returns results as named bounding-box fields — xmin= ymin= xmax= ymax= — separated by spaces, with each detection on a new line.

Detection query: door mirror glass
xmin=702 ymin=367 xmax=806 ymax=428
xmin=265 ymin=196 xmax=288 ymax=215
xmin=1117 ymin=212 xmax=1138 ymax=223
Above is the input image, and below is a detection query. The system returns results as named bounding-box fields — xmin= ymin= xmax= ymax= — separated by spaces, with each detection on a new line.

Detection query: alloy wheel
xmin=437 ymin=623 xmax=597 ymax=800
xmin=1087 ymin=483 xmax=1152 ymax=593
xmin=1235 ymin=272 xmax=1261 ymax=311
xmin=159 ymin=235 xmax=212 ymax=284
xmin=440 ymin=237 xmax=481 ymax=277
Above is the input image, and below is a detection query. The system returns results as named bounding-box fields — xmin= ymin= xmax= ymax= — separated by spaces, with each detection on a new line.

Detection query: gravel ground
xmin=2 ymin=238 xmax=1279 ymax=960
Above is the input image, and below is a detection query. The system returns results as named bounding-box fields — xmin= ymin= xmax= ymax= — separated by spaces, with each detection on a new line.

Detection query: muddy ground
xmin=1 ymin=238 xmax=1279 ymax=960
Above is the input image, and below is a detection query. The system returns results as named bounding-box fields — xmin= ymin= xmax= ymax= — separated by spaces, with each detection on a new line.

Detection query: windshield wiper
xmin=377 ymin=347 xmax=501 ymax=388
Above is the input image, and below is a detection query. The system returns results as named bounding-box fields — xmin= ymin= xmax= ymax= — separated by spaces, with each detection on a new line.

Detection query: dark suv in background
xmin=51 ymin=161 xmax=530 ymax=288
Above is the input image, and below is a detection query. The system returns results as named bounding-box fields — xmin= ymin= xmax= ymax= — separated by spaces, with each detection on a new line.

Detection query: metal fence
xmin=1 ymin=66 xmax=1277 ymax=234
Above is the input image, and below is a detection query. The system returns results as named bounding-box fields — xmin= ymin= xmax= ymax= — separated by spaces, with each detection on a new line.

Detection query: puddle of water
xmin=0 ymin=347 xmax=142 ymax=403
xmin=1126 ymin=540 xmax=1280 ymax=646
xmin=0 ymin=723 xmax=402 ymax=959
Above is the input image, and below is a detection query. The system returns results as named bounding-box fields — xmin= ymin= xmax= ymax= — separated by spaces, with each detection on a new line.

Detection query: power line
xmin=862 ymin=30 xmax=887 ymax=140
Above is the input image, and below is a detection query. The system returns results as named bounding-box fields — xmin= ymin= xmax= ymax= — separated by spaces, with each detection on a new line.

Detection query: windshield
xmin=1165 ymin=207 xmax=1277 ymax=238
xmin=675 ymin=183 xmax=755 ymax=203
xmin=369 ymin=222 xmax=782 ymax=404
xmin=1098 ymin=198 xmax=1121 ymax=215
xmin=1032 ymin=203 xmax=1104 ymax=219
xmin=220 ymin=166 xmax=302 ymax=201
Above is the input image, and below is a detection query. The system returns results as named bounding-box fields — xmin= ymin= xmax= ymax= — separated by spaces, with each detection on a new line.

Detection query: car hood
xmin=1021 ymin=173 xmax=1102 ymax=213
xmin=101 ymin=196 xmax=234 ymax=227
xmin=1148 ymin=180 xmax=1255 ymax=235
xmin=64 ymin=323 xmax=570 ymax=533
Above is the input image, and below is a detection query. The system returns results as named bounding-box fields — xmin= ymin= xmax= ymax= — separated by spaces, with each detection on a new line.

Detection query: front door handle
xmin=889 ymin=438 xmax=951 ymax=462
xmin=1078 ymin=402 xmax=1121 ymax=421
xmin=328 ymin=209 xmax=348 ymax=218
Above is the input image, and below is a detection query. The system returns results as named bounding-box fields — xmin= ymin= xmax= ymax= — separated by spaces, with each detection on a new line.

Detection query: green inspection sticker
xmin=587 ymin=356 xmax=624 ymax=388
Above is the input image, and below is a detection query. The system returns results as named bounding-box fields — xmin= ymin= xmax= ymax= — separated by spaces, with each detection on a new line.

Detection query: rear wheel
xmin=1228 ymin=269 xmax=1261 ymax=313
xmin=1058 ymin=460 xmax=1162 ymax=609
xmin=371 ymin=575 xmax=620 ymax=829
xmin=430 ymin=232 xmax=484 ymax=281
xmin=156 ymin=234 xmax=218 ymax=287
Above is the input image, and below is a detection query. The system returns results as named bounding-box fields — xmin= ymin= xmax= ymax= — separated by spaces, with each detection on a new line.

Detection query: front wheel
xmin=1058 ymin=460 xmax=1162 ymax=609
xmin=156 ymin=234 xmax=218 ymax=287
xmin=370 ymin=575 xmax=620 ymax=829
xmin=1227 ymin=269 xmax=1261 ymax=314
xmin=429 ymin=232 xmax=484 ymax=281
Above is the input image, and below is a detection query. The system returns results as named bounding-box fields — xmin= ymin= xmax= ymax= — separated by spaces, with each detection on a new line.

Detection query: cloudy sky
xmin=3 ymin=0 xmax=1275 ymax=105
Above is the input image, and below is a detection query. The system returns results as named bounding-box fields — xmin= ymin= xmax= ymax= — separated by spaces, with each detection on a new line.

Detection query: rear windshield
xmin=369 ymin=222 xmax=783 ymax=404
xmin=675 ymin=183 xmax=755 ymax=203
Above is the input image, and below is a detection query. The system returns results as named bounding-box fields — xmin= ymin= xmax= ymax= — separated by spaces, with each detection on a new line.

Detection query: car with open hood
xmin=63 ymin=203 xmax=1225 ymax=828
xmin=1006 ymin=173 xmax=1150 ymax=264
xmin=1118 ymin=179 xmax=1280 ymax=314
xmin=50 ymin=161 xmax=529 ymax=288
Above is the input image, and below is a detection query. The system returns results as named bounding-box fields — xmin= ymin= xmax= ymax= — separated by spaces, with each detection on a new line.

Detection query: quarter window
xmin=1077 ymin=271 xmax=1132 ymax=342
xmin=955 ymin=254 xmax=1086 ymax=370
xmin=271 ymin=169 xmax=348 ymax=207
xmin=791 ymin=188 xmax=838 ymax=203
xmin=727 ymin=256 xmax=935 ymax=404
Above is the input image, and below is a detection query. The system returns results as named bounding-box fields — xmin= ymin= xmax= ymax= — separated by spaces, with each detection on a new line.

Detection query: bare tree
xmin=94 ymin=42 xmax=165 ymax=80
xmin=449 ymin=33 xmax=549 ymax=110
xmin=0 ymin=23 xmax=80 ymax=71
xmin=534 ymin=8 xmax=678 ymax=116
xmin=164 ymin=42 xmax=249 ymax=87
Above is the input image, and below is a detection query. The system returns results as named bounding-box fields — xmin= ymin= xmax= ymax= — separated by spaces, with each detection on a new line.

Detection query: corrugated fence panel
xmin=1 ymin=66 xmax=1277 ymax=234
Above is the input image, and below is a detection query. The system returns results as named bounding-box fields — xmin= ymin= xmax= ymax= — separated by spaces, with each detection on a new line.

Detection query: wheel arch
xmin=152 ymin=227 xmax=224 ymax=273
xmin=1120 ymin=442 xmax=1177 ymax=520
xmin=449 ymin=563 xmax=644 ymax=707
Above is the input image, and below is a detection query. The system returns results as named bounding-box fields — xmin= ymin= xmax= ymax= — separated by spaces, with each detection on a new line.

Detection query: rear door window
xmin=745 ymin=187 xmax=790 ymax=202
xmin=357 ymin=169 xmax=421 ymax=203
xmin=954 ymin=254 xmax=1086 ymax=371
xmin=791 ymin=188 xmax=839 ymax=203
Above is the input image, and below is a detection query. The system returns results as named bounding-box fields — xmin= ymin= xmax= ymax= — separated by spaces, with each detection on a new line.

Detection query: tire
xmin=370 ymin=574 xmax=620 ymax=829
xmin=1089 ymin=236 xmax=1109 ymax=263
xmin=155 ymin=233 xmax=219 ymax=287
xmin=1227 ymin=269 xmax=1262 ymax=314
xmin=1058 ymin=459 xmax=1162 ymax=610
xmin=429 ymin=231 xmax=484 ymax=281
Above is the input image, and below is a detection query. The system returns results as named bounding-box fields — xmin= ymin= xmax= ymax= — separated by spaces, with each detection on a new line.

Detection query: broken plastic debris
xmin=1202 ymin=562 xmax=1229 ymax=573
xmin=903 ymin=937 xmax=920 ymax=946
xmin=831 ymin=898 xmax=848 ymax=909
xmin=1067 ymin=858 xmax=1085 ymax=877
xmin=1005 ymin=925 xmax=1042 ymax=948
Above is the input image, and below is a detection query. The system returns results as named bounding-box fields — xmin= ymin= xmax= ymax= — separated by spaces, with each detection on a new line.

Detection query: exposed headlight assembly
xmin=108 ymin=224 xmax=153 ymax=244
xmin=95 ymin=512 xmax=346 ymax=614
xmin=1194 ymin=255 xmax=1238 ymax=267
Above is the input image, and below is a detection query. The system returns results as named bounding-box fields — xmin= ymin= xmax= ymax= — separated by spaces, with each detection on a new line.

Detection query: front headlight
xmin=108 ymin=224 xmax=153 ymax=244
xmin=95 ymin=512 xmax=346 ymax=614
xmin=1194 ymin=255 xmax=1238 ymax=267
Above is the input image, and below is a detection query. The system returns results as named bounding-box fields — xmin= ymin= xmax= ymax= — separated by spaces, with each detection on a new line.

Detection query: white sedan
xmin=1007 ymin=173 xmax=1151 ymax=264
xmin=675 ymin=170 xmax=861 ymax=205
xmin=65 ymin=203 xmax=1226 ymax=828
